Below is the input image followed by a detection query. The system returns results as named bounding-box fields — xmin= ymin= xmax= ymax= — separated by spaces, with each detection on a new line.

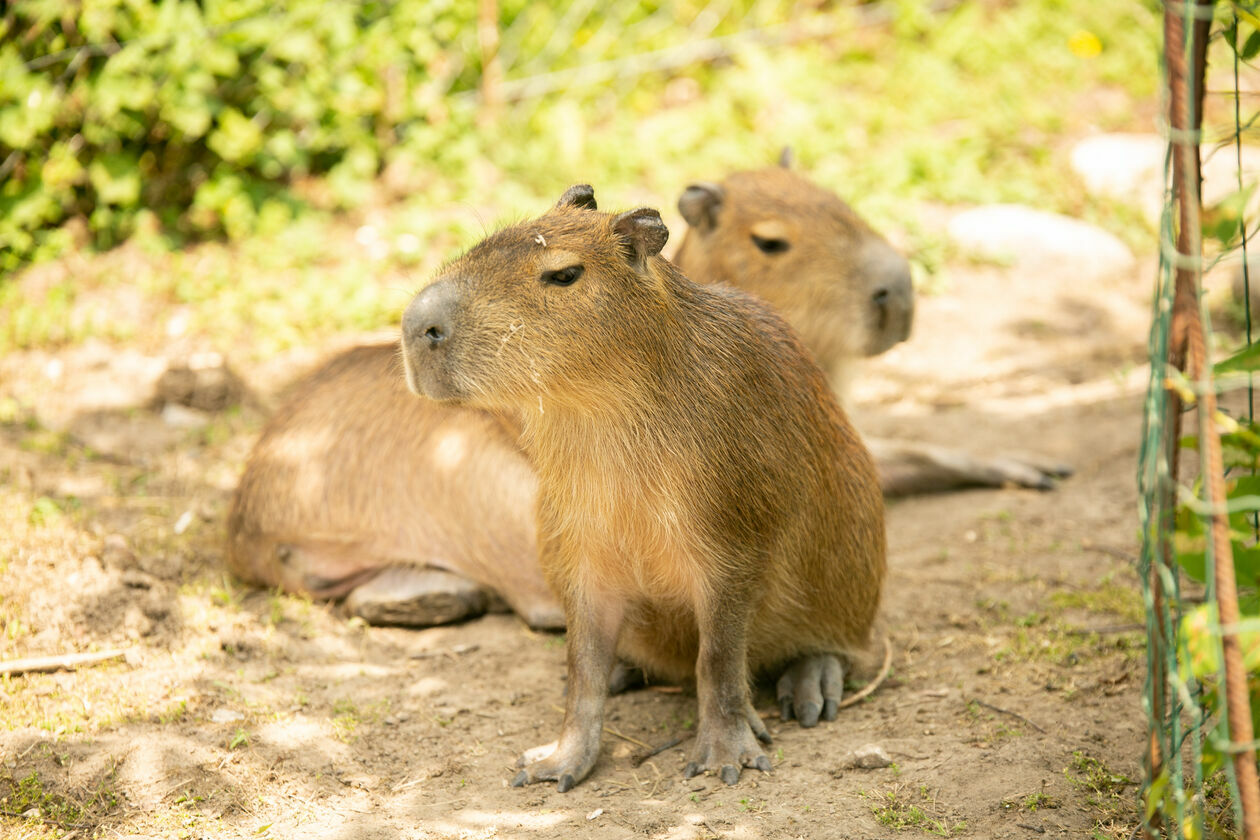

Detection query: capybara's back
xmin=226 ymin=343 xmax=561 ymax=628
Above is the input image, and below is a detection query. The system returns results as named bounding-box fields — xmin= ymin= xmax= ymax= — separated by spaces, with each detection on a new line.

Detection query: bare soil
xmin=0 ymin=226 xmax=1154 ymax=839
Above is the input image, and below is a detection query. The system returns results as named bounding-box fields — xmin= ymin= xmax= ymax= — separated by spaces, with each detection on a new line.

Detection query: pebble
xmin=837 ymin=744 xmax=893 ymax=770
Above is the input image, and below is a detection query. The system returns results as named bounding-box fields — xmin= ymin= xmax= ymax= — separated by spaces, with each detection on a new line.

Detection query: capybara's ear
xmin=778 ymin=146 xmax=794 ymax=169
xmin=557 ymin=184 xmax=597 ymax=210
xmin=612 ymin=208 xmax=669 ymax=263
xmin=677 ymin=182 xmax=724 ymax=233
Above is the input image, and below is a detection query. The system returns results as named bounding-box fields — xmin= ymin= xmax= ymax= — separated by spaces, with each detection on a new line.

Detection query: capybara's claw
xmin=685 ymin=714 xmax=772 ymax=785
xmin=822 ymin=698 xmax=838 ymax=722
xmin=511 ymin=740 xmax=596 ymax=792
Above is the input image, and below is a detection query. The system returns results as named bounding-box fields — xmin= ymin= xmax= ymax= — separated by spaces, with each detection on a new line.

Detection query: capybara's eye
xmin=542 ymin=265 xmax=584 ymax=286
xmin=751 ymin=234 xmax=790 ymax=255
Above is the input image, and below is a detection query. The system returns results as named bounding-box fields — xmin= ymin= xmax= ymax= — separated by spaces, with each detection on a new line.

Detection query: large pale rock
xmin=1071 ymin=132 xmax=1260 ymax=223
xmin=946 ymin=204 xmax=1135 ymax=281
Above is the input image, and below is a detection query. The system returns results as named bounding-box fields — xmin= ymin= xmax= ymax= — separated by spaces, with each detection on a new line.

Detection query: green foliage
xmin=1 ymin=0 xmax=488 ymax=269
xmin=2 ymin=0 xmax=1159 ymax=278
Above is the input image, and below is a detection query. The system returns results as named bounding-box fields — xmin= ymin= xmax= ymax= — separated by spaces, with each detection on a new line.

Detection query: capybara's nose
xmin=869 ymin=245 xmax=913 ymax=309
xmin=403 ymin=281 xmax=458 ymax=352
xmin=862 ymin=243 xmax=915 ymax=351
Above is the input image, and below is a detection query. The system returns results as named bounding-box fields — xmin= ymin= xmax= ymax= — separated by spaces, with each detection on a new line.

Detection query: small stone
xmin=838 ymin=744 xmax=893 ymax=770
xmin=161 ymin=403 xmax=210 ymax=430
xmin=154 ymin=354 xmax=252 ymax=412
xmin=173 ymin=510 xmax=195 ymax=535
xmin=211 ymin=709 xmax=244 ymax=724
xmin=101 ymin=534 xmax=134 ymax=568
xmin=586 ymin=808 xmax=604 ymax=820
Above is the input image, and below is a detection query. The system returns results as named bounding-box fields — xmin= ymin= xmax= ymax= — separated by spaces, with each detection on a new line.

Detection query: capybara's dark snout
xmin=402 ymin=280 xmax=463 ymax=400
xmin=403 ymin=280 xmax=459 ymax=351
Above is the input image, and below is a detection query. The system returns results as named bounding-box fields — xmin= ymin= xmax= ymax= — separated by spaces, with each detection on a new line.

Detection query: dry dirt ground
xmin=0 ymin=217 xmax=1155 ymax=839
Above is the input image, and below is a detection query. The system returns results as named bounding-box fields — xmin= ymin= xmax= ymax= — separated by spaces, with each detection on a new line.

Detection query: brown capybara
xmin=400 ymin=186 xmax=885 ymax=790
xmin=672 ymin=163 xmax=1071 ymax=493
xmin=226 ymin=161 xmax=1067 ymax=629
xmin=225 ymin=346 xmax=559 ymax=629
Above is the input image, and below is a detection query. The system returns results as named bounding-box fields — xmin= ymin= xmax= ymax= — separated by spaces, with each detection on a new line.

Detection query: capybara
xmin=672 ymin=162 xmax=1071 ymax=493
xmin=400 ymin=186 xmax=884 ymax=790
xmin=226 ymin=160 xmax=1067 ymax=628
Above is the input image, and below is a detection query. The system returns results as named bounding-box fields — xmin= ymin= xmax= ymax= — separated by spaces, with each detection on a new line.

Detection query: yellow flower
xmin=1069 ymin=30 xmax=1103 ymax=58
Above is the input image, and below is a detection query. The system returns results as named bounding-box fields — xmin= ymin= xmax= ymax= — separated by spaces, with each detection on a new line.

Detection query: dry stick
xmin=969 ymin=699 xmax=1046 ymax=734
xmin=631 ymin=735 xmax=689 ymax=767
xmin=1186 ymin=229 xmax=1260 ymax=840
xmin=0 ymin=648 xmax=128 ymax=676
xmin=546 ymin=703 xmax=653 ymax=749
xmin=837 ymin=635 xmax=894 ymax=711
xmin=1165 ymin=1 xmax=1260 ymax=835
xmin=603 ymin=725 xmax=651 ymax=750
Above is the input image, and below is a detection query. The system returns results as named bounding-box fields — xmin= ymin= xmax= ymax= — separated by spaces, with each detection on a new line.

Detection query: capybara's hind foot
xmin=344 ymin=566 xmax=500 ymax=626
xmin=776 ymin=653 xmax=845 ymax=727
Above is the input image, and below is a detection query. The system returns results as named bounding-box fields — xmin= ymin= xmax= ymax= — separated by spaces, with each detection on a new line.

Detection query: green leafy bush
xmin=0 ymin=0 xmax=489 ymax=270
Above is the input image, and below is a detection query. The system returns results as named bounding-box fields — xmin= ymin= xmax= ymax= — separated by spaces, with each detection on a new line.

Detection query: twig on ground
xmin=970 ymin=698 xmax=1046 ymax=733
xmin=603 ymin=725 xmax=652 ymax=749
xmin=0 ymin=648 xmax=129 ymax=676
xmin=837 ymin=635 xmax=895 ymax=711
xmin=410 ymin=644 xmax=480 ymax=660
xmin=631 ymin=734 xmax=691 ymax=767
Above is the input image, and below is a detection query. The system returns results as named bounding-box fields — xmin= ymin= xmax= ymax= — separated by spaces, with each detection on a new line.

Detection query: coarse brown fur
xmin=224 ymin=347 xmax=558 ymax=628
xmin=399 ymin=192 xmax=884 ymax=789
xmin=674 ymin=166 xmax=914 ymax=395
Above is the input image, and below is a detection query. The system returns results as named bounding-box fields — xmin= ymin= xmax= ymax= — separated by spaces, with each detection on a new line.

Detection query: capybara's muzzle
xmin=402 ymin=279 xmax=462 ymax=400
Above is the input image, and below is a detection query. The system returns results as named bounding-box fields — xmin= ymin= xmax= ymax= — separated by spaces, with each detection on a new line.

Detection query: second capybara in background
xmin=400 ymin=186 xmax=885 ymax=790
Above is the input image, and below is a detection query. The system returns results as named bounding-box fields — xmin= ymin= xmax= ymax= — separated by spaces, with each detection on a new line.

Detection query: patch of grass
xmin=864 ymin=784 xmax=967 ymax=836
xmin=330 ymin=697 xmax=388 ymax=741
xmin=1049 ymin=582 xmax=1144 ymax=625
xmin=0 ymin=766 xmax=121 ymax=833
xmin=227 ymin=727 xmax=250 ymax=750
xmin=158 ymin=698 xmax=189 ymax=725
xmin=1064 ymin=750 xmax=1135 ymax=836
xmin=1022 ymin=792 xmax=1061 ymax=812
xmin=1002 ymin=791 xmax=1062 ymax=812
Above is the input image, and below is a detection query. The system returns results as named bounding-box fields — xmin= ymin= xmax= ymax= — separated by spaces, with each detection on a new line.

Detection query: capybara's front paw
xmin=510 ymin=739 xmax=598 ymax=793
xmin=776 ymin=653 xmax=845 ymax=727
xmin=683 ymin=707 xmax=773 ymax=786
